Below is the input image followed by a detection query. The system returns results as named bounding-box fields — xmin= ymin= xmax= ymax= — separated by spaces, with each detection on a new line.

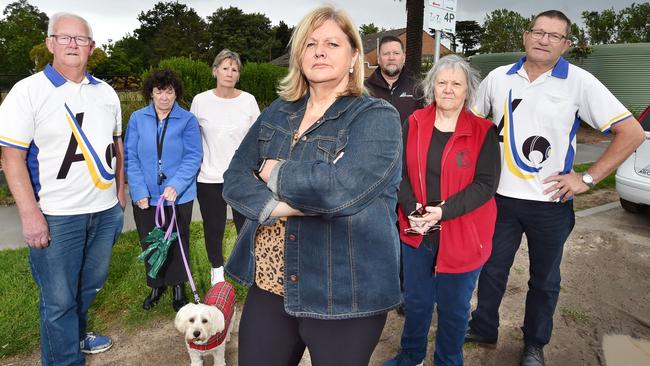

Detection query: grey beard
xmin=382 ymin=66 xmax=402 ymax=77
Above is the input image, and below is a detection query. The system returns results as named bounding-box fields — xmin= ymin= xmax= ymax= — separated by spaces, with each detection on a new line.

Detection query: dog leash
xmin=156 ymin=196 xmax=201 ymax=304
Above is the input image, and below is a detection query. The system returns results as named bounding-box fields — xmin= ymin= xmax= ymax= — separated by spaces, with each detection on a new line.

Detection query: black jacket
xmin=365 ymin=67 xmax=423 ymax=123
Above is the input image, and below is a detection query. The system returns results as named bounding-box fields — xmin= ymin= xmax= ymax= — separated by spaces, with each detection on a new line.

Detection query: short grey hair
xmin=421 ymin=54 xmax=481 ymax=108
xmin=212 ymin=49 xmax=242 ymax=70
xmin=48 ymin=12 xmax=93 ymax=39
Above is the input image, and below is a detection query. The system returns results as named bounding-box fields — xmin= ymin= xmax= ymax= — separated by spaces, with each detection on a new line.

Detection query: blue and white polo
xmin=0 ymin=64 xmax=122 ymax=215
xmin=472 ymin=56 xmax=632 ymax=202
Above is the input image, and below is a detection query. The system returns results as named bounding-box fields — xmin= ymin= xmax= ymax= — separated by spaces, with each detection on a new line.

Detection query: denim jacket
xmin=223 ymin=94 xmax=403 ymax=319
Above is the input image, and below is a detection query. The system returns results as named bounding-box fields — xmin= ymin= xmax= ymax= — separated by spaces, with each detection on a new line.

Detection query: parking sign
xmin=425 ymin=0 xmax=457 ymax=33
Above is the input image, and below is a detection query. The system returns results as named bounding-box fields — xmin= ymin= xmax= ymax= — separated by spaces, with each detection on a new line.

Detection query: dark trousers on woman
xmin=468 ymin=195 xmax=575 ymax=347
xmin=399 ymin=242 xmax=481 ymax=366
xmin=238 ymin=285 xmax=387 ymax=366
xmin=197 ymin=182 xmax=245 ymax=268
xmin=133 ymin=201 xmax=193 ymax=288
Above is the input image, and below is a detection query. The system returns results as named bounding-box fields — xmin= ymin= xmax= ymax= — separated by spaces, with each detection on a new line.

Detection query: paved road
xmin=0 ymin=143 xmax=609 ymax=250
xmin=0 ymin=190 xmax=210 ymax=250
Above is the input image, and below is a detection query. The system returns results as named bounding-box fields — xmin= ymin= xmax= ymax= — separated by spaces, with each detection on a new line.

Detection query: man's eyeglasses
xmin=49 ymin=34 xmax=93 ymax=47
xmin=528 ymin=29 xmax=566 ymax=43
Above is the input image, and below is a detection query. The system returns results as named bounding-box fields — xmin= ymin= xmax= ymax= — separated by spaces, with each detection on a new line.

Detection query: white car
xmin=615 ymin=106 xmax=650 ymax=213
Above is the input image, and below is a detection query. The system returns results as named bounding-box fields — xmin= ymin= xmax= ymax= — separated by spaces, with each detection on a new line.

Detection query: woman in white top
xmin=190 ymin=49 xmax=260 ymax=285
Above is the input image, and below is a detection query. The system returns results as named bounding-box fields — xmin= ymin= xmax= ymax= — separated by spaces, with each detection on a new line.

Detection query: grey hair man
xmin=0 ymin=12 xmax=125 ymax=365
xmin=465 ymin=9 xmax=644 ymax=366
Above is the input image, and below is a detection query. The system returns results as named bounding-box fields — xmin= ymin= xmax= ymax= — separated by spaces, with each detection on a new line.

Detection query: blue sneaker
xmin=383 ymin=352 xmax=424 ymax=366
xmin=80 ymin=332 xmax=113 ymax=354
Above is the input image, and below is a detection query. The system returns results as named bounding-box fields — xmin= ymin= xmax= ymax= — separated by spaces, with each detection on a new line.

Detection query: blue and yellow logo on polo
xmin=60 ymin=104 xmax=115 ymax=189
xmin=502 ymin=90 xmax=547 ymax=180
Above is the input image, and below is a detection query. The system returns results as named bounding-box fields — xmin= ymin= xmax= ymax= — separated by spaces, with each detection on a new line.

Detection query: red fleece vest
xmin=398 ymin=104 xmax=497 ymax=273
xmin=188 ymin=281 xmax=236 ymax=350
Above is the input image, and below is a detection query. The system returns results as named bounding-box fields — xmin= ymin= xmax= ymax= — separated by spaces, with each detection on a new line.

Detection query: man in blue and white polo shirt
xmin=0 ymin=12 xmax=125 ymax=365
xmin=465 ymin=10 xmax=645 ymax=366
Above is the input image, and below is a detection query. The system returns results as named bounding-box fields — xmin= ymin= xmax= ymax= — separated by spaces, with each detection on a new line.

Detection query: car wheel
xmin=620 ymin=198 xmax=649 ymax=213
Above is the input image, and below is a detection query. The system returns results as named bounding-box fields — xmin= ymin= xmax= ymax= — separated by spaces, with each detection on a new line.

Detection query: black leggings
xmin=196 ymin=182 xmax=245 ymax=267
xmin=238 ymin=285 xmax=387 ymax=366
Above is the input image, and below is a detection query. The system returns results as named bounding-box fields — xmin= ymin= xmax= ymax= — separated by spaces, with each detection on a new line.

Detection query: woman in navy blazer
xmin=125 ymin=69 xmax=202 ymax=311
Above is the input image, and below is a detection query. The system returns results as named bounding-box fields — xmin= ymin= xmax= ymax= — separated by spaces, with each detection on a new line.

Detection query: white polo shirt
xmin=190 ymin=90 xmax=260 ymax=183
xmin=472 ymin=57 xmax=631 ymax=202
xmin=0 ymin=64 xmax=122 ymax=215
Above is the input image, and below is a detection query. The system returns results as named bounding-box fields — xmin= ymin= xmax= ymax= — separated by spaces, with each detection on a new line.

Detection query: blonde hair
xmin=277 ymin=6 xmax=365 ymax=101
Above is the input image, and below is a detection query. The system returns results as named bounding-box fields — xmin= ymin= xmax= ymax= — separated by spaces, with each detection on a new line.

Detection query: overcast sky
xmin=0 ymin=0 xmax=639 ymax=47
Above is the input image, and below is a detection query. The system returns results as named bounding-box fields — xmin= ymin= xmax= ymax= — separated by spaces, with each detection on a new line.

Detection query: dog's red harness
xmin=188 ymin=281 xmax=236 ymax=351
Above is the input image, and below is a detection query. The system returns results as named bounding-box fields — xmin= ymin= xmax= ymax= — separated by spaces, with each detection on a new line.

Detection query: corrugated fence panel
xmin=470 ymin=43 xmax=650 ymax=114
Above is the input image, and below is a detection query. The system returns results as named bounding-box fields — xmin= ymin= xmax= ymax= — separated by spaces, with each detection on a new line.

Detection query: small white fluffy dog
xmin=175 ymin=302 xmax=232 ymax=366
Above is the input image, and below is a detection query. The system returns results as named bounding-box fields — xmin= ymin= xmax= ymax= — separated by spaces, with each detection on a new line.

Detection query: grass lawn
xmin=0 ymin=221 xmax=244 ymax=360
xmin=0 ymin=184 xmax=15 ymax=205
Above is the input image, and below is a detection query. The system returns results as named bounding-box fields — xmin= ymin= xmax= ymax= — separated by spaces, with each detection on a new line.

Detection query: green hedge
xmin=142 ymin=57 xmax=214 ymax=109
xmin=239 ymin=62 xmax=287 ymax=108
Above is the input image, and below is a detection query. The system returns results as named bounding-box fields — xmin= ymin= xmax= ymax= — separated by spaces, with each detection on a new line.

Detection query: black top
xmin=398 ymin=121 xmax=501 ymax=248
xmin=364 ymin=68 xmax=424 ymax=123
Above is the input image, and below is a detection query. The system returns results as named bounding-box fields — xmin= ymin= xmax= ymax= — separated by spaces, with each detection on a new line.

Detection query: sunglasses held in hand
xmin=404 ymin=200 xmax=445 ymax=236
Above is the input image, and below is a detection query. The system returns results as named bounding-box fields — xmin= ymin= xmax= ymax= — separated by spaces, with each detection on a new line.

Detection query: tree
xmin=404 ymin=0 xmax=424 ymax=78
xmin=270 ymin=21 xmax=293 ymax=60
xmin=132 ymin=1 xmax=209 ymax=68
xmin=568 ymin=23 xmax=591 ymax=61
xmin=0 ymin=0 xmax=48 ymax=86
xmin=206 ymin=6 xmax=275 ymax=63
xmin=479 ymin=9 xmax=529 ymax=53
xmin=359 ymin=23 xmax=381 ymax=36
xmin=616 ymin=2 xmax=650 ymax=43
xmin=107 ymin=34 xmax=146 ymax=74
xmin=455 ymin=20 xmax=482 ymax=56
xmin=582 ymin=9 xmax=618 ymax=44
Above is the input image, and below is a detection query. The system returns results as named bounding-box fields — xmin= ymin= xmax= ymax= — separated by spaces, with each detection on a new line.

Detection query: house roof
xmin=362 ymin=28 xmax=406 ymax=54
xmin=270 ymin=53 xmax=290 ymax=66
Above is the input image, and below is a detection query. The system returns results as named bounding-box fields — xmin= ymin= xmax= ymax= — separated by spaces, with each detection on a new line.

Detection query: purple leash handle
xmin=154 ymin=196 xmax=166 ymax=228
xmin=170 ymin=202 xmax=201 ymax=304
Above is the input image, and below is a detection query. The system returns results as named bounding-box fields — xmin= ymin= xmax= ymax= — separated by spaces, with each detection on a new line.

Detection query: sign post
xmin=424 ymin=0 xmax=458 ymax=62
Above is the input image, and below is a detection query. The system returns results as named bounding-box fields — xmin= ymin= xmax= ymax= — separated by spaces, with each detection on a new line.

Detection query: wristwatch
xmin=253 ymin=158 xmax=267 ymax=180
xmin=582 ymin=172 xmax=595 ymax=189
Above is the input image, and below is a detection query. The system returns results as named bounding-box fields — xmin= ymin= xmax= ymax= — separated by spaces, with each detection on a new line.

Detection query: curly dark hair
xmin=142 ymin=69 xmax=184 ymax=100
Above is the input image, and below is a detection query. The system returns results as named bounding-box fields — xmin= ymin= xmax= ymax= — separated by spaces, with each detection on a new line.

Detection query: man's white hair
xmin=48 ymin=12 xmax=93 ymax=39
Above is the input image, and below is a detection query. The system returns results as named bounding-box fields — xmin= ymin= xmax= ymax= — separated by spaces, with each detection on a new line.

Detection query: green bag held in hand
xmin=137 ymin=196 xmax=178 ymax=279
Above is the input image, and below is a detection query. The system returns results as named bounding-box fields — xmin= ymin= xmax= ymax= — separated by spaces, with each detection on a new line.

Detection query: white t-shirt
xmin=190 ymin=90 xmax=260 ymax=183
xmin=472 ymin=57 xmax=631 ymax=202
xmin=0 ymin=65 xmax=121 ymax=215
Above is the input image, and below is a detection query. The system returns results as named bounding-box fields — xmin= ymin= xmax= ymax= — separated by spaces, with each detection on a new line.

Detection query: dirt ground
xmin=3 ymin=191 xmax=649 ymax=366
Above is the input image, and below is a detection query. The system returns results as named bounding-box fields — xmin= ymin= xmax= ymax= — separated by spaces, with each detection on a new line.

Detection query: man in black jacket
xmin=365 ymin=35 xmax=422 ymax=122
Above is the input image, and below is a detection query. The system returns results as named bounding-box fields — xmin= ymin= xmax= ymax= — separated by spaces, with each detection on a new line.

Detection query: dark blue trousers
xmin=399 ymin=242 xmax=481 ymax=366
xmin=469 ymin=195 xmax=575 ymax=346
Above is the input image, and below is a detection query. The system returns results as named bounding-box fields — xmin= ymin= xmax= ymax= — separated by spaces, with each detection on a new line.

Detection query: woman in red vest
xmin=385 ymin=54 xmax=500 ymax=366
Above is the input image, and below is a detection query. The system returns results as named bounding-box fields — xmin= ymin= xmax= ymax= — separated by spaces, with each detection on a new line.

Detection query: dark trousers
xmin=400 ymin=242 xmax=481 ymax=366
xmin=197 ymin=182 xmax=245 ymax=268
xmin=238 ymin=285 xmax=387 ymax=366
xmin=133 ymin=200 xmax=193 ymax=288
xmin=469 ymin=195 xmax=575 ymax=346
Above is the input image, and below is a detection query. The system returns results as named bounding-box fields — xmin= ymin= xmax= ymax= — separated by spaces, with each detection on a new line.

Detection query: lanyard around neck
xmin=156 ymin=105 xmax=173 ymax=185
xmin=156 ymin=106 xmax=172 ymax=163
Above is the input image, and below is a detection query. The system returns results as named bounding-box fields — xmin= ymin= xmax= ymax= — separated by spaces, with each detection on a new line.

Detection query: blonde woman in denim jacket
xmin=222 ymin=6 xmax=402 ymax=366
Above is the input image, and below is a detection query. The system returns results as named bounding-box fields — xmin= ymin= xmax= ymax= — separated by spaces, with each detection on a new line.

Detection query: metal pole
xmin=434 ymin=29 xmax=441 ymax=62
